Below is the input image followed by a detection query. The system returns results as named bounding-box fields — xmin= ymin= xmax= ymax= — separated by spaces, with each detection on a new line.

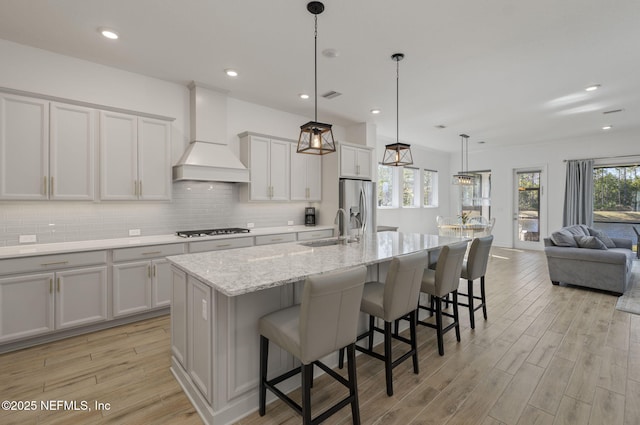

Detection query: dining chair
xmin=259 ymin=265 xmax=367 ymax=425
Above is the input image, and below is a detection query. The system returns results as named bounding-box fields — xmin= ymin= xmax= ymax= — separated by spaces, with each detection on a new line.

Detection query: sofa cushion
xmin=574 ymin=235 xmax=608 ymax=250
xmin=551 ymin=229 xmax=578 ymax=247
xmin=588 ymin=228 xmax=616 ymax=248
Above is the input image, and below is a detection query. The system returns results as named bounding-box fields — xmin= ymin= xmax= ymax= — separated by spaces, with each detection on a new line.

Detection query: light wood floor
xmin=1 ymin=248 xmax=639 ymax=425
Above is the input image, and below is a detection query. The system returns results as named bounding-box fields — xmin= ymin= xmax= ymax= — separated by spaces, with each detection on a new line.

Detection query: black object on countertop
xmin=176 ymin=228 xmax=250 ymax=238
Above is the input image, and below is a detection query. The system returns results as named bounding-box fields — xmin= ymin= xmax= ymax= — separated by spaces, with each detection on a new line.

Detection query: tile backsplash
xmin=0 ymin=181 xmax=315 ymax=247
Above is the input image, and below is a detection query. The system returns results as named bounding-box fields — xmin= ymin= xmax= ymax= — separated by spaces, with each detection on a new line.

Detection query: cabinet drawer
xmin=255 ymin=233 xmax=296 ymax=246
xmin=297 ymin=229 xmax=334 ymax=241
xmin=112 ymin=243 xmax=185 ymax=262
xmin=189 ymin=237 xmax=254 ymax=253
xmin=0 ymin=251 xmax=107 ymax=276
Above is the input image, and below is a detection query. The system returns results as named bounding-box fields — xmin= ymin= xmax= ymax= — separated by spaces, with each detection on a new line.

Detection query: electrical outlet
xmin=19 ymin=235 xmax=37 ymax=243
xmin=247 ymin=223 xmax=255 ymax=228
xmin=288 ymin=220 xmax=294 ymax=226
xmin=129 ymin=229 xmax=141 ymax=236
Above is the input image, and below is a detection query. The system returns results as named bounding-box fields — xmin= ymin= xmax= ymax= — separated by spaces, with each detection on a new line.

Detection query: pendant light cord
xmin=314 ymin=14 xmax=318 ymax=123
xmin=396 ymin=57 xmax=399 ymax=144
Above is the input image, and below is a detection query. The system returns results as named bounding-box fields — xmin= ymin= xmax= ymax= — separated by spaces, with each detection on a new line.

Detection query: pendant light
xmin=297 ymin=1 xmax=336 ymax=155
xmin=382 ymin=53 xmax=413 ymax=166
xmin=452 ymin=133 xmax=475 ymax=185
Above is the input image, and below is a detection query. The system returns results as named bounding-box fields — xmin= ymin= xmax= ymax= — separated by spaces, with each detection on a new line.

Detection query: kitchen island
xmin=167 ymin=231 xmax=467 ymax=425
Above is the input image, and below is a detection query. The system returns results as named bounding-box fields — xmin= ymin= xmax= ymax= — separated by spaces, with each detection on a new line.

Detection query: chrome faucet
xmin=334 ymin=208 xmax=350 ymax=240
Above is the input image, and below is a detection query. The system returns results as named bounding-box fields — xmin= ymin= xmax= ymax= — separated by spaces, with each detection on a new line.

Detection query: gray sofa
xmin=544 ymin=224 xmax=635 ymax=295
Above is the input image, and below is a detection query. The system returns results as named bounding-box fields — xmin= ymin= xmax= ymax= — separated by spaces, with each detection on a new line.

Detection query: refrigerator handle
xmin=360 ymin=187 xmax=367 ymax=233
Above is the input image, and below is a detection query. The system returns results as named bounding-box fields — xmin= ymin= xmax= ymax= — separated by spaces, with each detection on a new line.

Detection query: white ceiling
xmin=1 ymin=0 xmax=638 ymax=152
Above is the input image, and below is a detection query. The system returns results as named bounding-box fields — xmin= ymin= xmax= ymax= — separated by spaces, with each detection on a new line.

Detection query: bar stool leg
xmin=347 ymin=344 xmax=361 ymax=425
xmin=435 ymin=296 xmax=444 ymax=356
xmin=468 ymin=279 xmax=475 ymax=329
xmin=368 ymin=315 xmax=375 ymax=351
xmin=410 ymin=310 xmax=419 ymax=374
xmin=453 ymin=290 xmax=461 ymax=342
xmin=259 ymin=335 xmax=268 ymax=416
xmin=301 ymin=363 xmax=313 ymax=425
xmin=384 ymin=321 xmax=393 ymax=396
xmin=481 ymin=276 xmax=488 ymax=319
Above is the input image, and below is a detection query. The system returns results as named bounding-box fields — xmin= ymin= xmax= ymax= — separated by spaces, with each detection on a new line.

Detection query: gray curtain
xmin=563 ymin=159 xmax=594 ymax=226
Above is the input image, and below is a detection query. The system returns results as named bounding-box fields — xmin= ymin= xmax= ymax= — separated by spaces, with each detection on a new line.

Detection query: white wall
xmin=375 ymin=139 xmax=452 ymax=234
xmin=0 ymin=39 xmax=347 ymax=246
xmin=457 ymin=129 xmax=639 ymax=247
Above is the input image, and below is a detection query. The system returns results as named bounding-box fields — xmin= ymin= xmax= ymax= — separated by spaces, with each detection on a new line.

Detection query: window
xmin=592 ymin=164 xmax=640 ymax=241
xmin=402 ymin=167 xmax=420 ymax=207
xmin=377 ymin=164 xmax=395 ymax=207
xmin=423 ymin=169 xmax=438 ymax=207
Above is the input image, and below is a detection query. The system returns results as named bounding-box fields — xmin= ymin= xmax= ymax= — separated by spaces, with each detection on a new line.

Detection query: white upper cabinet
xmin=50 ymin=102 xmax=96 ymax=200
xmin=0 ymin=94 xmax=49 ymax=200
xmin=290 ymin=144 xmax=321 ymax=201
xmin=100 ymin=112 xmax=171 ymax=200
xmin=339 ymin=144 xmax=373 ymax=180
xmin=138 ymin=117 xmax=172 ymax=200
xmin=0 ymin=95 xmax=97 ymax=200
xmin=240 ymin=134 xmax=290 ymax=201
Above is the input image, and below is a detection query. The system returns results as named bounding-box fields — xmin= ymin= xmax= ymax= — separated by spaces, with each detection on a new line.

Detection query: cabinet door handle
xmin=49 ymin=278 xmax=53 ymax=294
xmin=43 ymin=176 xmax=48 ymax=196
xmin=57 ymin=277 xmax=60 ymax=292
xmin=148 ymin=265 xmax=152 ymax=278
xmin=216 ymin=243 xmax=232 ymax=248
xmin=41 ymin=261 xmax=69 ymax=267
xmin=50 ymin=176 xmax=54 ymax=197
xmin=134 ymin=180 xmax=138 ymax=196
xmin=142 ymin=251 xmax=162 ymax=256
xmin=153 ymin=264 xmax=157 ymax=277
xmin=272 ymin=238 xmax=283 ymax=241
xmin=139 ymin=181 xmax=142 ymax=197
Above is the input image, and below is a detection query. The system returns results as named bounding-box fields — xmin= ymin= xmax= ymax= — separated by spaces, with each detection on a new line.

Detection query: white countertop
xmin=0 ymin=225 xmax=334 ymax=260
xmin=167 ymin=232 xmax=468 ymax=297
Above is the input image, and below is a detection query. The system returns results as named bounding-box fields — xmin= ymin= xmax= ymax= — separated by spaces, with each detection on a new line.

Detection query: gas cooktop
xmin=176 ymin=228 xmax=250 ymax=238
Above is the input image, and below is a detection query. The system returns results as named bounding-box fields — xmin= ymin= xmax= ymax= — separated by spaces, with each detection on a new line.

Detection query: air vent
xmin=322 ymin=91 xmax=342 ymax=99
xmin=603 ymin=109 xmax=624 ymax=115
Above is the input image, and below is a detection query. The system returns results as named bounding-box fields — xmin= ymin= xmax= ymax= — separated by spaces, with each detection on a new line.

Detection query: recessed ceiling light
xmin=299 ymin=93 xmax=310 ymax=100
xmin=99 ymin=28 xmax=119 ymax=40
xmin=225 ymin=69 xmax=238 ymax=77
xmin=602 ymin=125 xmax=613 ymax=130
xmin=370 ymin=109 xmax=381 ymax=114
xmin=585 ymin=84 xmax=601 ymax=92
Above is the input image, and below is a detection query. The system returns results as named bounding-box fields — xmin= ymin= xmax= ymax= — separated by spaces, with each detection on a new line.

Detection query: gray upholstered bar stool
xmin=259 ymin=265 xmax=367 ymax=425
xmin=418 ymin=242 xmax=468 ymax=356
xmin=457 ymin=235 xmax=493 ymax=329
xmin=341 ymin=250 xmax=428 ymax=396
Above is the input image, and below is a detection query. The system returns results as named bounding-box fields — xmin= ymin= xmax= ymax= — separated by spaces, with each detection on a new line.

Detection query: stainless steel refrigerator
xmin=339 ymin=179 xmax=376 ymax=238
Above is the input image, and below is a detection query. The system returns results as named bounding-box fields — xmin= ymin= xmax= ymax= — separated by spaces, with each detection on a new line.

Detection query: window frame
xmin=422 ymin=168 xmax=439 ymax=208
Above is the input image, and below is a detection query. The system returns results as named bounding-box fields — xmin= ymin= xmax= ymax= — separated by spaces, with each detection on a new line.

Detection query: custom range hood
xmin=173 ymin=83 xmax=250 ymax=183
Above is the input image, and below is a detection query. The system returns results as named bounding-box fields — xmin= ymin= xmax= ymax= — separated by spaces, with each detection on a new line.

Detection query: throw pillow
xmin=551 ymin=229 xmax=578 ymax=247
xmin=587 ymin=228 xmax=616 ymax=248
xmin=565 ymin=225 xmax=590 ymax=237
xmin=574 ymin=235 xmax=608 ymax=250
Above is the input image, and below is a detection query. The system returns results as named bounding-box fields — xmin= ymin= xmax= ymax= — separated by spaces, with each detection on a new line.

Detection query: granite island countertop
xmin=167 ymin=232 xmax=468 ymax=296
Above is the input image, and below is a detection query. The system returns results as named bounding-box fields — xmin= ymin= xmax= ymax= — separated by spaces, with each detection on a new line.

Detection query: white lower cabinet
xmin=112 ymin=243 xmax=185 ymax=317
xmin=0 ymin=266 xmax=107 ymax=343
